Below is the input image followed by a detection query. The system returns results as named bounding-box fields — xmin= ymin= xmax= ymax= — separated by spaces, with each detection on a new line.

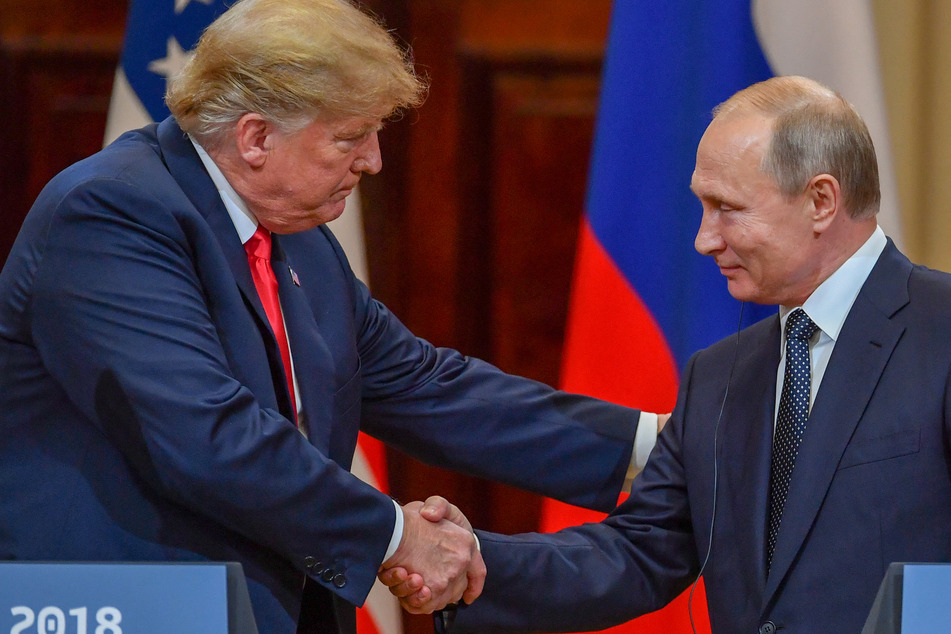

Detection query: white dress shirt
xmin=775 ymin=226 xmax=888 ymax=424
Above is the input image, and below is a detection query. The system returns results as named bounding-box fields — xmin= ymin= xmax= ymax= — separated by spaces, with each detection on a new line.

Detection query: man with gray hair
xmin=398 ymin=75 xmax=951 ymax=633
xmin=0 ymin=0 xmax=663 ymax=632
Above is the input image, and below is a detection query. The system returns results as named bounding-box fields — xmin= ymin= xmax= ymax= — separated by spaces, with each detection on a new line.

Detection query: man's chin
xmin=266 ymin=198 xmax=351 ymax=234
xmin=321 ymin=200 xmax=348 ymax=223
xmin=725 ymin=279 xmax=757 ymax=303
xmin=306 ymin=200 xmax=349 ymax=228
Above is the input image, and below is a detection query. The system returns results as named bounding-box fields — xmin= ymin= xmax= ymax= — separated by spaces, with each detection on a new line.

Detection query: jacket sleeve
xmin=448 ymin=354 xmax=704 ymax=632
xmin=351 ymin=274 xmax=640 ymax=512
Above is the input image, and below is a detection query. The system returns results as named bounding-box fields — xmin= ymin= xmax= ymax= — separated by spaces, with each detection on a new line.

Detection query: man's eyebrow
xmin=689 ymin=180 xmax=728 ymax=204
xmin=333 ymin=124 xmax=370 ymax=140
xmin=689 ymin=182 xmax=715 ymax=200
xmin=335 ymin=128 xmax=366 ymax=139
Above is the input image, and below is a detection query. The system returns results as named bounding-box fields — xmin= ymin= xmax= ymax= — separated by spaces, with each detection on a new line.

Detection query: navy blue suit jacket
xmin=0 ymin=118 xmax=638 ymax=633
xmin=453 ymin=240 xmax=951 ymax=633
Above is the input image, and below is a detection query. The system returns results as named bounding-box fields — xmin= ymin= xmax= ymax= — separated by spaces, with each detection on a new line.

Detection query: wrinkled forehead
xmin=700 ymin=112 xmax=774 ymax=161
xmin=690 ymin=114 xmax=775 ymax=197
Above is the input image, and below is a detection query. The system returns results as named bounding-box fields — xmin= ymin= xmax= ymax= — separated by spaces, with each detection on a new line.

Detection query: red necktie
xmin=244 ymin=226 xmax=298 ymax=425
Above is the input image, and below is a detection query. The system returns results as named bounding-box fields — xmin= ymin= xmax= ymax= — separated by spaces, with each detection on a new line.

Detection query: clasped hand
xmin=378 ymin=496 xmax=485 ymax=614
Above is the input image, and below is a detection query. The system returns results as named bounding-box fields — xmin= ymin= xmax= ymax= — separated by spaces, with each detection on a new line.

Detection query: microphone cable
xmin=688 ymin=301 xmax=745 ymax=634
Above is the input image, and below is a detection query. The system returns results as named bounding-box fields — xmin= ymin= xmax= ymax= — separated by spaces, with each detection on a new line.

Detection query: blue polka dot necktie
xmin=767 ymin=308 xmax=818 ymax=570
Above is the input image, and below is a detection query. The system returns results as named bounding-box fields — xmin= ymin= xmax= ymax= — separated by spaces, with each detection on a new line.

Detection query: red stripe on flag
xmin=542 ymin=220 xmax=710 ymax=633
xmin=357 ymin=432 xmax=389 ymax=491
xmin=558 ymin=220 xmax=679 ymax=411
xmin=354 ymin=433 xmax=401 ymax=634
xmin=356 ymin=603 xmax=383 ymax=634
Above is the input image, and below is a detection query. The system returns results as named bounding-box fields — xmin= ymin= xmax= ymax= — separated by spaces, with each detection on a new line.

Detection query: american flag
xmin=105 ymin=0 xmax=228 ymax=144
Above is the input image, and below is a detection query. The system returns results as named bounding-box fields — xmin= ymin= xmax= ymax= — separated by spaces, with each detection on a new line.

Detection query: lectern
xmin=863 ymin=562 xmax=951 ymax=633
xmin=0 ymin=562 xmax=258 ymax=634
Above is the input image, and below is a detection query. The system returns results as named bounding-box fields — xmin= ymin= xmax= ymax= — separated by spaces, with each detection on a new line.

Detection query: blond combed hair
xmin=714 ymin=75 xmax=880 ymax=220
xmin=166 ymin=0 xmax=426 ymax=147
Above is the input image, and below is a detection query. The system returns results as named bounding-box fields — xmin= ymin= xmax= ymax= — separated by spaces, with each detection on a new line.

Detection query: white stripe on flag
xmin=327 ymin=192 xmax=369 ymax=285
xmin=104 ymin=68 xmax=152 ymax=146
xmin=351 ymin=447 xmax=404 ymax=634
xmin=332 ymin=191 xmax=399 ymax=632
xmin=752 ymin=0 xmax=903 ymax=245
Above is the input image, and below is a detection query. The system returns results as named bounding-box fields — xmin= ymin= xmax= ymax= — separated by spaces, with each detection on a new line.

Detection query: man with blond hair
xmin=406 ymin=75 xmax=951 ymax=633
xmin=0 ymin=0 xmax=663 ymax=632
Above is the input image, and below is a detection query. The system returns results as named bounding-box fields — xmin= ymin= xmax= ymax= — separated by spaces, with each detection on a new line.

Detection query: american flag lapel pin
xmin=289 ymin=266 xmax=301 ymax=286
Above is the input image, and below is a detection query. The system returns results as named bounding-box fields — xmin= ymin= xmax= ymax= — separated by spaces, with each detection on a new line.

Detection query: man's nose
xmin=353 ymin=130 xmax=382 ymax=174
xmin=694 ymin=211 xmax=724 ymax=256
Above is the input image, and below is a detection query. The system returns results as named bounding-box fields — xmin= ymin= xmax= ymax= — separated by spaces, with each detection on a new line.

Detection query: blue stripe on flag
xmin=586 ymin=0 xmax=777 ymax=368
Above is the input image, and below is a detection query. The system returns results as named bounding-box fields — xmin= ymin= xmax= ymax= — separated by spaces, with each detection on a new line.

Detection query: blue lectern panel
xmin=901 ymin=564 xmax=951 ymax=631
xmin=0 ymin=563 xmax=228 ymax=634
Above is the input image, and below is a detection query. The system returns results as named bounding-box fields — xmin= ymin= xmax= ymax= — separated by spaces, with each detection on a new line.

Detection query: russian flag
xmin=541 ymin=0 xmax=900 ymax=632
xmin=104 ymin=2 xmax=397 ymax=632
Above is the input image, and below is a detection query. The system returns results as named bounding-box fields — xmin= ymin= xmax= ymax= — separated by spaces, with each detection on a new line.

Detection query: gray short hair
xmin=713 ymin=75 xmax=880 ymax=220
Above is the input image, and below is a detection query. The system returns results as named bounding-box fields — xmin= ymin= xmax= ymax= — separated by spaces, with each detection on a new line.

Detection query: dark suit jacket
xmin=0 ymin=117 xmax=638 ymax=634
xmin=453 ymin=240 xmax=951 ymax=633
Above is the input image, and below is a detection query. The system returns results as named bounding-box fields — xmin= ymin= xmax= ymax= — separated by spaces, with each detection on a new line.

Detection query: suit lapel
xmin=156 ymin=118 xmax=266 ymax=321
xmin=157 ymin=117 xmax=345 ymax=450
xmin=271 ymin=236 xmax=338 ymax=456
xmin=763 ymin=240 xmax=911 ymax=603
xmin=718 ymin=316 xmax=780 ymax=598
xmin=155 ymin=117 xmax=293 ymax=419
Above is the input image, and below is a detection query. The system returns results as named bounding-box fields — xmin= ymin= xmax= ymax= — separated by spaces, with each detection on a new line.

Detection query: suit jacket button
xmin=332 ymin=573 xmax=347 ymax=588
xmin=758 ymin=622 xmax=777 ymax=634
xmin=321 ymin=568 xmax=336 ymax=582
xmin=305 ymin=558 xmax=326 ymax=574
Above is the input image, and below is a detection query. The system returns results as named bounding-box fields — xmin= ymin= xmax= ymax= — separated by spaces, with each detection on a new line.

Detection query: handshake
xmin=378 ymin=496 xmax=486 ymax=614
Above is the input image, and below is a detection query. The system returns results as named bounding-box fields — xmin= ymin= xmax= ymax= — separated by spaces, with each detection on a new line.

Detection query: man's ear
xmin=807 ymin=173 xmax=841 ymax=234
xmin=234 ymin=113 xmax=272 ymax=168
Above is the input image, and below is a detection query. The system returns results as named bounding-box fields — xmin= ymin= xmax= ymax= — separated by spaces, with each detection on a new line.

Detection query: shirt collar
xmin=779 ymin=224 xmax=887 ymax=343
xmin=190 ymin=137 xmax=259 ymax=244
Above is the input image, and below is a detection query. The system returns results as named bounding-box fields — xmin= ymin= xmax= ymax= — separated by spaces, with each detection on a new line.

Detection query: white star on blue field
xmin=120 ymin=0 xmax=230 ymax=120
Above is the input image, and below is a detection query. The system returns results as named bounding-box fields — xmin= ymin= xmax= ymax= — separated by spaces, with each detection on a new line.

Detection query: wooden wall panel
xmin=0 ymin=34 xmax=121 ymax=265
xmin=371 ymin=0 xmax=609 ymax=508
xmin=0 ymin=0 xmax=124 ymax=266
xmin=488 ymin=71 xmax=601 ymax=384
xmin=0 ymin=0 xmax=125 ymax=38
xmin=437 ymin=50 xmax=603 ymax=541
xmin=363 ymin=4 xmax=611 ymax=630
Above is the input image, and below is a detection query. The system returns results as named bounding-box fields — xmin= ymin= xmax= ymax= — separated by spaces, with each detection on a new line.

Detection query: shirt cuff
xmin=382 ymin=500 xmax=479 ymax=564
xmin=623 ymin=411 xmax=659 ymax=493
xmin=383 ymin=498 xmax=403 ymax=562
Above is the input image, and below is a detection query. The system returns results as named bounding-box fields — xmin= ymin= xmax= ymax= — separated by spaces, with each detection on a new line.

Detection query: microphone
xmin=688 ymin=301 xmax=745 ymax=633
